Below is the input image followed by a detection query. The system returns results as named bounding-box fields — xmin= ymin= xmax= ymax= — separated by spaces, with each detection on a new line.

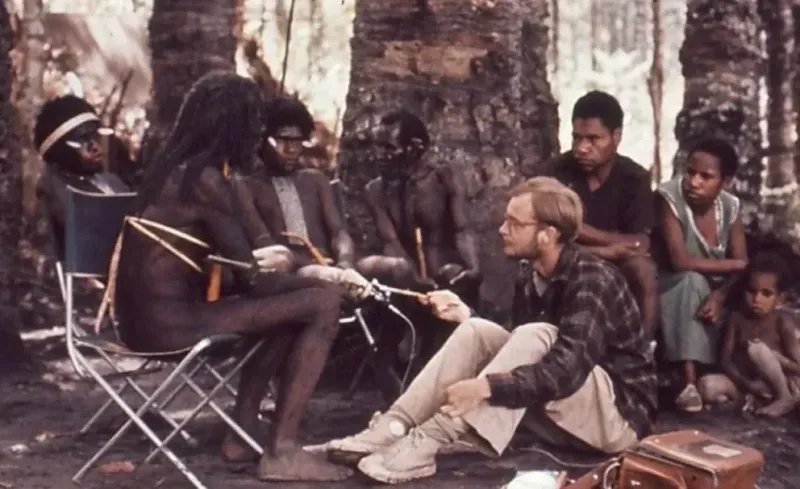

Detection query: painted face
xmin=63 ymin=122 xmax=112 ymax=174
xmin=499 ymin=194 xmax=542 ymax=259
xmin=682 ymin=150 xmax=726 ymax=206
xmin=743 ymin=272 xmax=783 ymax=318
xmin=373 ymin=123 xmax=421 ymax=182
xmin=264 ymin=125 xmax=310 ymax=174
xmin=571 ymin=118 xmax=620 ymax=174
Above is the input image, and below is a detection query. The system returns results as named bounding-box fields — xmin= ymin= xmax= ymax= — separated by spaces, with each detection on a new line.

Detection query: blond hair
xmin=510 ymin=177 xmax=584 ymax=243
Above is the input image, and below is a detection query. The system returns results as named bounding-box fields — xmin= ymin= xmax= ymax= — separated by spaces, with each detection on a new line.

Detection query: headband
xmin=38 ymin=112 xmax=100 ymax=157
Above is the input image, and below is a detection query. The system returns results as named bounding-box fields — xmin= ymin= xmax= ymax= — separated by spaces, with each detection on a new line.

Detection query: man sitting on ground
xmin=323 ymin=177 xmax=658 ymax=484
xmin=541 ymin=91 xmax=659 ymax=341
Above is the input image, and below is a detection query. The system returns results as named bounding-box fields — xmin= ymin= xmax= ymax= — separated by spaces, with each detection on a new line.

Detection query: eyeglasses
xmin=65 ymin=127 xmax=114 ymax=150
xmin=268 ymin=136 xmax=314 ymax=149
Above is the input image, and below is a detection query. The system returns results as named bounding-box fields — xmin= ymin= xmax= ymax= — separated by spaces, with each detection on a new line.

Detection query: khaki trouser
xmin=391 ymin=318 xmax=638 ymax=455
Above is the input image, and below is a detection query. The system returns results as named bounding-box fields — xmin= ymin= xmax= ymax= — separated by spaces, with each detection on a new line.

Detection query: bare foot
xmin=258 ymin=445 xmax=353 ymax=482
xmin=221 ymin=432 xmax=260 ymax=463
xmin=756 ymin=396 xmax=800 ymax=418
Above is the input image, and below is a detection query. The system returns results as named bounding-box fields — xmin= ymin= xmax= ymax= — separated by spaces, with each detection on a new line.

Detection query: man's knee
xmin=452 ymin=317 xmax=507 ymax=344
xmin=510 ymin=322 xmax=559 ymax=349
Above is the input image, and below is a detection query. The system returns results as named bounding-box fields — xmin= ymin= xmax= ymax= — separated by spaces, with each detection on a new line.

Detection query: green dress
xmin=657 ymin=178 xmax=740 ymax=364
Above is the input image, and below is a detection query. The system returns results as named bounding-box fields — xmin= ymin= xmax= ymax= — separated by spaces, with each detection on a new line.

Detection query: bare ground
xmin=2 ymin=327 xmax=800 ymax=489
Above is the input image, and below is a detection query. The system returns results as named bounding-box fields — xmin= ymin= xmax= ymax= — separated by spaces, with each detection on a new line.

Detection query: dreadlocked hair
xmin=137 ymin=72 xmax=264 ymax=211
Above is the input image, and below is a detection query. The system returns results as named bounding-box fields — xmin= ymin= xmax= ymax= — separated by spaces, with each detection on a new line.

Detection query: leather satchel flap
xmin=635 ymin=430 xmax=764 ymax=474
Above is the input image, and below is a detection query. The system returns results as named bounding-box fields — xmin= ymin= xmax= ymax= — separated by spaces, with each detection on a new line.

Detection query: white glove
xmin=252 ymin=245 xmax=292 ymax=271
xmin=339 ymin=269 xmax=374 ymax=301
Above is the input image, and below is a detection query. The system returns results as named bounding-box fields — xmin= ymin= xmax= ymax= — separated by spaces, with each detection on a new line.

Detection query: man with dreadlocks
xmin=113 ymin=72 xmax=353 ymax=482
xmin=35 ymin=95 xmax=132 ymax=259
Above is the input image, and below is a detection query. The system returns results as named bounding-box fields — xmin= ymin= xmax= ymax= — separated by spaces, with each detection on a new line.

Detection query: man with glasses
xmin=323 ymin=177 xmax=657 ymax=484
xmin=34 ymin=95 xmax=131 ymax=260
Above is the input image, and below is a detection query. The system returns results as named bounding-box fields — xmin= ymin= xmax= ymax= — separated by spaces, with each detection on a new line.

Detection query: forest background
xmin=0 ymin=0 xmax=798 ymax=366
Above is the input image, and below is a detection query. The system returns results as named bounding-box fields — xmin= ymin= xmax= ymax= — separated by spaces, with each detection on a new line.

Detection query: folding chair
xmin=56 ymin=186 xmax=265 ymax=489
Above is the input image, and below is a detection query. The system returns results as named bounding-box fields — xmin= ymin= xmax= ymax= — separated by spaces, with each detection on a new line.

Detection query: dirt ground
xmin=2 ymin=326 xmax=800 ymax=489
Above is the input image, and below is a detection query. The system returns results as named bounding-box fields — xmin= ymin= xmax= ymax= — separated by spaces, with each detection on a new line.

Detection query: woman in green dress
xmin=656 ymin=137 xmax=748 ymax=413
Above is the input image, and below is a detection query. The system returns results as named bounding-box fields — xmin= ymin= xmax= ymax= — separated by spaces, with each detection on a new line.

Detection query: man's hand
xmin=440 ymin=378 xmax=491 ymax=418
xmin=253 ymin=245 xmax=293 ymax=272
xmin=604 ymin=242 xmax=645 ymax=261
xmin=426 ymin=290 xmax=472 ymax=323
xmin=697 ymin=290 xmax=724 ymax=324
xmin=339 ymin=269 xmax=374 ymax=300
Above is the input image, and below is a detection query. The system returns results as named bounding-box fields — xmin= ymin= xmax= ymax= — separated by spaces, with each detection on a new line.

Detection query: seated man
xmin=324 ymin=177 xmax=657 ymax=484
xmin=540 ymin=91 xmax=659 ymax=341
xmin=34 ymin=95 xmax=131 ymax=258
xmin=356 ymin=109 xmax=481 ymax=305
xmin=113 ymin=72 xmax=353 ymax=482
xmin=233 ymin=95 xmax=357 ymax=275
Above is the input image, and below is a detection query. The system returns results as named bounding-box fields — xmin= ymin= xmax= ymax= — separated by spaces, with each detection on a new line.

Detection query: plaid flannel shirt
xmin=485 ymin=245 xmax=658 ymax=438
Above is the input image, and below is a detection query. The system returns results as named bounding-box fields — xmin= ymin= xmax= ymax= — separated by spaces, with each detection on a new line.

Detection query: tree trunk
xmin=758 ymin=0 xmax=800 ymax=252
xmin=673 ymin=0 xmax=763 ymax=227
xmin=647 ymin=0 xmax=664 ymax=183
xmin=759 ymin=0 xmax=796 ymax=189
xmin=338 ymin=0 xmax=558 ymax=319
xmin=0 ymin=1 xmax=26 ymax=367
xmin=145 ymin=0 xmax=239 ymax=162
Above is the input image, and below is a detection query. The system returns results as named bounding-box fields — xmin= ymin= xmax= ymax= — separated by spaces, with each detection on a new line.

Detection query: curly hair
xmin=137 ymin=72 xmax=264 ymax=208
xmin=263 ymin=95 xmax=314 ymax=138
xmin=34 ymin=95 xmax=100 ymax=171
xmin=260 ymin=95 xmax=314 ymax=169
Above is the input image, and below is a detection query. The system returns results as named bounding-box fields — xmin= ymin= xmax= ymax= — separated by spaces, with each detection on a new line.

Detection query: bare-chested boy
xmin=716 ymin=252 xmax=800 ymax=418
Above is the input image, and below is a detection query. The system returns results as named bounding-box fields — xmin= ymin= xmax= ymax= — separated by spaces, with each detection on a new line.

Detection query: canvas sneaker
xmin=326 ymin=411 xmax=407 ymax=459
xmin=357 ymin=427 xmax=440 ymax=484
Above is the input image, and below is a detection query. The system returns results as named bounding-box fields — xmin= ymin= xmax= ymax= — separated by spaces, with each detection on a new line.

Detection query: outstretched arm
xmin=315 ymin=173 xmax=356 ymax=268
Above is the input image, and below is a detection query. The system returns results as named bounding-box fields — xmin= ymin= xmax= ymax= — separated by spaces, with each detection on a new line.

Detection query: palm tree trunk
xmin=145 ymin=0 xmax=239 ymax=161
xmin=674 ymin=0 xmax=763 ymax=227
xmin=0 ymin=1 xmax=27 ymax=367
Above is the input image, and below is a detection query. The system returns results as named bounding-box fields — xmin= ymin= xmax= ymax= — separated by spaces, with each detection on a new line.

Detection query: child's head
xmin=742 ymin=252 xmax=790 ymax=317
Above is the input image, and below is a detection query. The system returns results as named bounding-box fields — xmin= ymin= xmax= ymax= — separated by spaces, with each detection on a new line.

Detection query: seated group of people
xmin=32 ymin=73 xmax=795 ymax=484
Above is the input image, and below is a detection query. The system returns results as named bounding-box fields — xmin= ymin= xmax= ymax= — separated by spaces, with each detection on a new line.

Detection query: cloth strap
xmin=39 ymin=112 xmax=99 ymax=156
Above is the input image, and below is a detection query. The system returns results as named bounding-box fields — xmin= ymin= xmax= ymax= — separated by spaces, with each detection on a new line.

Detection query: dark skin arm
xmin=312 ymin=172 xmax=356 ymax=269
xmin=656 ymin=194 xmax=747 ymax=275
xmin=777 ymin=313 xmax=800 ymax=375
xmin=194 ymin=167 xmax=325 ymax=295
xmin=440 ymin=167 xmax=480 ymax=277
xmin=229 ymin=175 xmax=275 ymax=249
xmin=364 ymin=178 xmax=412 ymax=260
xmin=720 ymin=312 xmax=765 ymax=396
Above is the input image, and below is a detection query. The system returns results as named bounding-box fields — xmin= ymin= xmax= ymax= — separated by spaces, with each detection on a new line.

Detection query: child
xmin=718 ymin=252 xmax=800 ymax=417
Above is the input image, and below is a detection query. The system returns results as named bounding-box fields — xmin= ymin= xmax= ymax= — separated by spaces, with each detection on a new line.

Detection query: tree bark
xmin=338 ymin=0 xmax=558 ymax=318
xmin=759 ymin=0 xmax=796 ymax=189
xmin=647 ymin=0 xmax=664 ymax=183
xmin=758 ymin=0 xmax=800 ymax=252
xmin=145 ymin=0 xmax=239 ymax=162
xmin=673 ymin=0 xmax=763 ymax=227
xmin=0 ymin=1 xmax=27 ymax=367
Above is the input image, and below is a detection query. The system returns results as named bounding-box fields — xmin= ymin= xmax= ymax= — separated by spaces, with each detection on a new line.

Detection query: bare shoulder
xmin=296 ymin=168 xmax=331 ymax=187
